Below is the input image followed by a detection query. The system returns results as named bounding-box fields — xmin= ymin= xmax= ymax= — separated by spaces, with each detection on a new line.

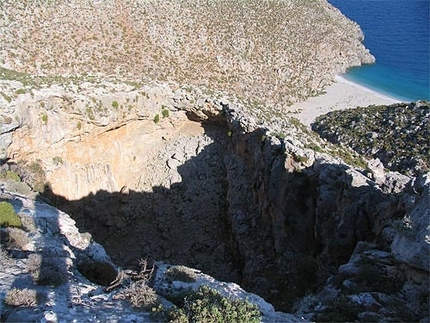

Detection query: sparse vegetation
xmin=0 ymin=170 xmax=21 ymax=182
xmin=162 ymin=285 xmax=261 ymax=323
xmin=4 ymin=288 xmax=40 ymax=307
xmin=153 ymin=114 xmax=160 ymax=123
xmin=0 ymin=0 xmax=371 ymax=107
xmin=313 ymin=102 xmax=430 ymax=175
xmin=0 ymin=248 xmax=13 ymax=266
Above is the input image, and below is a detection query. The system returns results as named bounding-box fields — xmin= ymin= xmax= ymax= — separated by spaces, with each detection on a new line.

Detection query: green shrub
xmin=112 ymin=100 xmax=119 ymax=108
xmin=153 ymin=114 xmax=160 ymax=123
xmin=0 ymin=91 xmax=12 ymax=103
xmin=52 ymin=156 xmax=63 ymax=165
xmin=305 ymin=142 xmax=323 ymax=153
xmin=272 ymin=131 xmax=286 ymax=139
xmin=0 ymin=170 xmax=21 ymax=182
xmin=41 ymin=113 xmax=48 ymax=124
xmin=0 ymin=201 xmax=22 ymax=228
xmin=14 ymin=89 xmax=26 ymax=95
xmin=165 ymin=285 xmax=261 ymax=323
xmin=162 ymin=108 xmax=169 ymax=118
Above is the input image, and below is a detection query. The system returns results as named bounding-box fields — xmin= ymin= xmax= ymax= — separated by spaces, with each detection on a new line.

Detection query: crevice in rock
xmin=28 ymin=110 xmax=413 ymax=313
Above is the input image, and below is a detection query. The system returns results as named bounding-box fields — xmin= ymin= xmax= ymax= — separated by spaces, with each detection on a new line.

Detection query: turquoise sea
xmin=328 ymin=0 xmax=430 ymax=102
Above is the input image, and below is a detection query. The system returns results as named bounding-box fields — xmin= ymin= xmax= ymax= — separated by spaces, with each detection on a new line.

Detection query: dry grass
xmin=0 ymin=247 xmax=13 ymax=266
xmin=0 ymin=0 xmax=372 ymax=107
xmin=165 ymin=265 xmax=197 ymax=283
xmin=0 ymin=227 xmax=30 ymax=250
xmin=27 ymin=253 xmax=69 ymax=287
xmin=4 ymin=288 xmax=40 ymax=307
xmin=113 ymin=280 xmax=160 ymax=310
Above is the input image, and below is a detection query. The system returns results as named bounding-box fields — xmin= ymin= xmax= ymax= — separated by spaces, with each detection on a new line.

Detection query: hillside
xmin=312 ymin=102 xmax=430 ymax=176
xmin=1 ymin=0 xmax=373 ymax=106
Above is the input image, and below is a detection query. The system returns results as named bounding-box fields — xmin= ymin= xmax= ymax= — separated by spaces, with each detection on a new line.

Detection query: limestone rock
xmin=0 ymin=194 xmax=149 ymax=323
xmin=391 ymin=173 xmax=430 ymax=272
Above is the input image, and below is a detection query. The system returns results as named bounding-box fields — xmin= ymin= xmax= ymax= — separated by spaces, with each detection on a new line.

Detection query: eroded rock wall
xmin=1 ymin=80 xmax=428 ymax=318
xmin=222 ymin=103 xmax=428 ymax=315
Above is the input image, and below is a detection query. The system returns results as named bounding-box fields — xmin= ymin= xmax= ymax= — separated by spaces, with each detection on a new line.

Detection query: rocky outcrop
xmin=3 ymin=192 xmax=303 ymax=322
xmin=0 ymin=79 xmax=198 ymax=199
xmin=220 ymin=102 xmax=429 ymax=318
xmin=0 ymin=193 xmax=128 ymax=322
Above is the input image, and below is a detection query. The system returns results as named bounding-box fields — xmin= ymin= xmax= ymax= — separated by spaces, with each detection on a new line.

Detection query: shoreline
xmin=287 ymin=75 xmax=401 ymax=126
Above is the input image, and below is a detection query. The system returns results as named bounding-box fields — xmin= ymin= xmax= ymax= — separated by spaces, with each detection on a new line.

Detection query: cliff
xmin=1 ymin=83 xmax=429 ymax=321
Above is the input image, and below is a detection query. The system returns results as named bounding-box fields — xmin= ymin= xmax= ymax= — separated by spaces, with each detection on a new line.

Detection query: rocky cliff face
xmin=1 ymin=79 xmax=428 ymax=321
xmin=221 ymin=102 xmax=429 ymax=320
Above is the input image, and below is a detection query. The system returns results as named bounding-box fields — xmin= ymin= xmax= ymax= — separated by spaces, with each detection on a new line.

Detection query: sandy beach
xmin=287 ymin=76 xmax=402 ymax=126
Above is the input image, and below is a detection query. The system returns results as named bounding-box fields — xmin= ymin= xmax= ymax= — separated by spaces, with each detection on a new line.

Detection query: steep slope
xmin=312 ymin=102 xmax=430 ymax=176
xmin=1 ymin=0 xmax=373 ymax=106
xmin=1 ymin=79 xmax=429 ymax=320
